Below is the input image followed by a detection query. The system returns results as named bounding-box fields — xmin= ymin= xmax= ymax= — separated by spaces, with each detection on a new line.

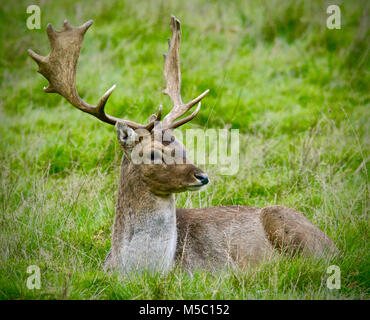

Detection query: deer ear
xmin=115 ymin=122 xmax=137 ymax=149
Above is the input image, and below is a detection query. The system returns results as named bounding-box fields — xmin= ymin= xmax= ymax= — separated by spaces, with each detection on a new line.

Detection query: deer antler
xmin=162 ymin=15 xmax=210 ymax=130
xmin=28 ymin=20 xmax=161 ymax=129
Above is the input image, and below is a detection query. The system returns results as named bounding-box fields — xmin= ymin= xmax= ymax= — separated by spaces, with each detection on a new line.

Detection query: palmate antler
xmin=27 ymin=20 xmax=161 ymax=130
xmin=161 ymin=15 xmax=210 ymax=130
xmin=28 ymin=16 xmax=208 ymax=131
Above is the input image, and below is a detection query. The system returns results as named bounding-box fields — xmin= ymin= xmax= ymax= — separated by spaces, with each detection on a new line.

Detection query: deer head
xmin=28 ymin=15 xmax=210 ymax=196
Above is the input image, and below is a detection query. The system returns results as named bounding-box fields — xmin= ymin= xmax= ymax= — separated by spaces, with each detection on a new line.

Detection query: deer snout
xmin=194 ymin=173 xmax=209 ymax=185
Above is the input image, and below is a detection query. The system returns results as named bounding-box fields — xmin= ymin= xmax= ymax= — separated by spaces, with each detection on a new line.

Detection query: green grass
xmin=0 ymin=0 xmax=369 ymax=299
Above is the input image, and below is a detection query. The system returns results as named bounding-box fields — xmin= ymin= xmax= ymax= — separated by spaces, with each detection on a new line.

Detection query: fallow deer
xmin=28 ymin=16 xmax=338 ymax=275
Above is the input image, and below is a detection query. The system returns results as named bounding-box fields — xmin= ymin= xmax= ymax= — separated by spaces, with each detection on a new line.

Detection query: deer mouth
xmin=186 ymin=184 xmax=207 ymax=191
xmin=186 ymin=182 xmax=210 ymax=191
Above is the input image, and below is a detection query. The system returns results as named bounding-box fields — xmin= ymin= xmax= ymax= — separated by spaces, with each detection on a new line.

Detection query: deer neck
xmin=112 ymin=157 xmax=177 ymax=274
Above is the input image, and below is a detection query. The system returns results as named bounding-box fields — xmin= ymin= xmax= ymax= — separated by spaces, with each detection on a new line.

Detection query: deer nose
xmin=194 ymin=173 xmax=209 ymax=185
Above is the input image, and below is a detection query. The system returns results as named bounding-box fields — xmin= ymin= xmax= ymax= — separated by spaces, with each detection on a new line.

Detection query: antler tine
xmin=162 ymin=15 xmax=182 ymax=108
xmin=28 ymin=19 xmax=153 ymax=129
xmin=162 ymin=15 xmax=210 ymax=129
xmin=169 ymin=102 xmax=202 ymax=130
xmin=146 ymin=105 xmax=163 ymax=131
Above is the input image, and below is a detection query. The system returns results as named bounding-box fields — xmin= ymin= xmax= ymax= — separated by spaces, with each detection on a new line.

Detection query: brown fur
xmin=260 ymin=206 xmax=339 ymax=257
xmin=176 ymin=205 xmax=338 ymax=271
xmin=104 ymin=125 xmax=338 ymax=273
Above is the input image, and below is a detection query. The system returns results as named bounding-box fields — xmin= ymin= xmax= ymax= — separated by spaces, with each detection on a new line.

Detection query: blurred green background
xmin=0 ymin=0 xmax=369 ymax=299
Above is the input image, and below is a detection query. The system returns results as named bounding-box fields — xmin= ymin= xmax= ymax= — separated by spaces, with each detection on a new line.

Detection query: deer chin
xmin=185 ymin=184 xmax=208 ymax=191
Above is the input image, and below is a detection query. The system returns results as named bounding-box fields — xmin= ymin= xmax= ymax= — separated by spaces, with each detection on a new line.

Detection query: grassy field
xmin=0 ymin=0 xmax=369 ymax=299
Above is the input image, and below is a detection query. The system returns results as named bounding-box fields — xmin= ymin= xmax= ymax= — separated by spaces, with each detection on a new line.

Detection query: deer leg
xmin=260 ymin=206 xmax=338 ymax=258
